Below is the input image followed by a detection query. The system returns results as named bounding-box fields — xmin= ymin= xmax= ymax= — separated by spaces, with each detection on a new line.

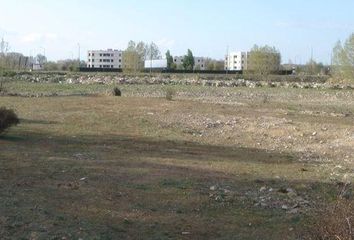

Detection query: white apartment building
xmin=225 ymin=51 xmax=248 ymax=71
xmin=87 ymin=49 xmax=123 ymax=69
xmin=173 ymin=56 xmax=206 ymax=70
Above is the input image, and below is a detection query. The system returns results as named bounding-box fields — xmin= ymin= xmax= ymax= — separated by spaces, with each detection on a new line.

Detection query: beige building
xmin=87 ymin=49 xmax=123 ymax=69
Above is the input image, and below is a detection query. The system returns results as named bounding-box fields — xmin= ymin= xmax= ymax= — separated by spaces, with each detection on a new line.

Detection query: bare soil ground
xmin=0 ymin=83 xmax=354 ymax=239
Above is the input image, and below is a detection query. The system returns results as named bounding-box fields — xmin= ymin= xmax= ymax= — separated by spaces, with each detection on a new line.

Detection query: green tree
xmin=124 ymin=40 xmax=161 ymax=71
xmin=126 ymin=40 xmax=136 ymax=51
xmin=43 ymin=61 xmax=59 ymax=71
xmin=213 ymin=60 xmax=224 ymax=71
xmin=0 ymin=38 xmax=10 ymax=71
xmin=166 ymin=50 xmax=173 ymax=69
xmin=123 ymin=41 xmax=142 ymax=72
xmin=5 ymin=52 xmax=26 ymax=70
xmin=247 ymin=45 xmax=281 ymax=75
xmin=122 ymin=50 xmax=140 ymax=72
xmin=35 ymin=54 xmax=47 ymax=65
xmin=146 ymin=42 xmax=161 ymax=60
xmin=302 ymin=59 xmax=325 ymax=75
xmin=205 ymin=58 xmax=224 ymax=71
xmin=332 ymin=34 xmax=354 ymax=81
xmin=183 ymin=49 xmax=195 ymax=70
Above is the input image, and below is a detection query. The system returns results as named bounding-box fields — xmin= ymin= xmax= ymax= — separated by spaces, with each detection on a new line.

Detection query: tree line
xmin=1 ymin=35 xmax=354 ymax=82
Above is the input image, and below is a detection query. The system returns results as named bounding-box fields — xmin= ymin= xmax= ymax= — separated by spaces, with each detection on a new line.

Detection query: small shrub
xmin=0 ymin=107 xmax=20 ymax=134
xmin=113 ymin=87 xmax=122 ymax=96
xmin=262 ymin=94 xmax=270 ymax=104
xmin=165 ymin=87 xmax=176 ymax=101
xmin=306 ymin=184 xmax=354 ymax=240
xmin=1 ymin=71 xmax=16 ymax=77
xmin=0 ymin=81 xmax=6 ymax=94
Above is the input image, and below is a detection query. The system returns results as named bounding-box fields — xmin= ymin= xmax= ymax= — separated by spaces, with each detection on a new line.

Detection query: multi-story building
xmin=173 ymin=56 xmax=206 ymax=70
xmin=87 ymin=49 xmax=123 ymax=69
xmin=225 ymin=51 xmax=248 ymax=71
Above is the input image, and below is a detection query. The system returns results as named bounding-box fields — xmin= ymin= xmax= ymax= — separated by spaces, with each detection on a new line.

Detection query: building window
xmin=88 ymin=53 xmax=91 ymax=56
xmin=119 ymin=59 xmax=121 ymax=62
xmin=92 ymin=53 xmax=95 ymax=57
xmin=111 ymin=59 xmax=114 ymax=62
xmin=100 ymin=59 xmax=102 ymax=62
xmin=111 ymin=65 xmax=114 ymax=68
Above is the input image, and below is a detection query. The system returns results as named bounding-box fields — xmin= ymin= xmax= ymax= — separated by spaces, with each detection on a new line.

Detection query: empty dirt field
xmin=1 ymin=82 xmax=354 ymax=239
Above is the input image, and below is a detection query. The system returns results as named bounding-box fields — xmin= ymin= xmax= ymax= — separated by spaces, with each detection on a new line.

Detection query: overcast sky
xmin=1 ymin=0 xmax=353 ymax=64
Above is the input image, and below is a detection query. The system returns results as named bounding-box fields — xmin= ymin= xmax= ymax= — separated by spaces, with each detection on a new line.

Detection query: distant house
xmin=87 ymin=49 xmax=123 ymax=69
xmin=32 ymin=63 xmax=43 ymax=71
xmin=144 ymin=59 xmax=167 ymax=70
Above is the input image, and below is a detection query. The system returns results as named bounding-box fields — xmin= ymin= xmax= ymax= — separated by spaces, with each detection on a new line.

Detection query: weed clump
xmin=306 ymin=184 xmax=354 ymax=240
xmin=0 ymin=107 xmax=20 ymax=134
xmin=164 ymin=87 xmax=176 ymax=101
xmin=113 ymin=87 xmax=122 ymax=96
xmin=0 ymin=81 xmax=6 ymax=94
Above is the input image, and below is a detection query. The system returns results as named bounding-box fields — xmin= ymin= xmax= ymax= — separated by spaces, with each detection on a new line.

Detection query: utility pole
xmin=150 ymin=44 xmax=153 ymax=75
xmin=78 ymin=43 xmax=81 ymax=69
xmin=226 ymin=45 xmax=229 ymax=75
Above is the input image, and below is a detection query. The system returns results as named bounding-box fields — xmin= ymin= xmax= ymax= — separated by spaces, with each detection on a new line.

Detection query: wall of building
xmin=225 ymin=52 xmax=248 ymax=71
xmin=144 ymin=59 xmax=167 ymax=69
xmin=173 ymin=56 xmax=206 ymax=70
xmin=87 ymin=49 xmax=123 ymax=69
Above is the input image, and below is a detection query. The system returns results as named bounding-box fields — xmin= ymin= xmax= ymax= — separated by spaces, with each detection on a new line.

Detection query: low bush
xmin=306 ymin=184 xmax=354 ymax=239
xmin=164 ymin=87 xmax=176 ymax=101
xmin=0 ymin=71 xmax=17 ymax=77
xmin=113 ymin=87 xmax=122 ymax=96
xmin=0 ymin=81 xmax=5 ymax=94
xmin=307 ymin=199 xmax=354 ymax=239
xmin=0 ymin=107 xmax=20 ymax=134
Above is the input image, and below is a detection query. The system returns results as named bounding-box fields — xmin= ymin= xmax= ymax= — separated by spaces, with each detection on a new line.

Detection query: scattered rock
xmin=281 ymin=205 xmax=289 ymax=210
